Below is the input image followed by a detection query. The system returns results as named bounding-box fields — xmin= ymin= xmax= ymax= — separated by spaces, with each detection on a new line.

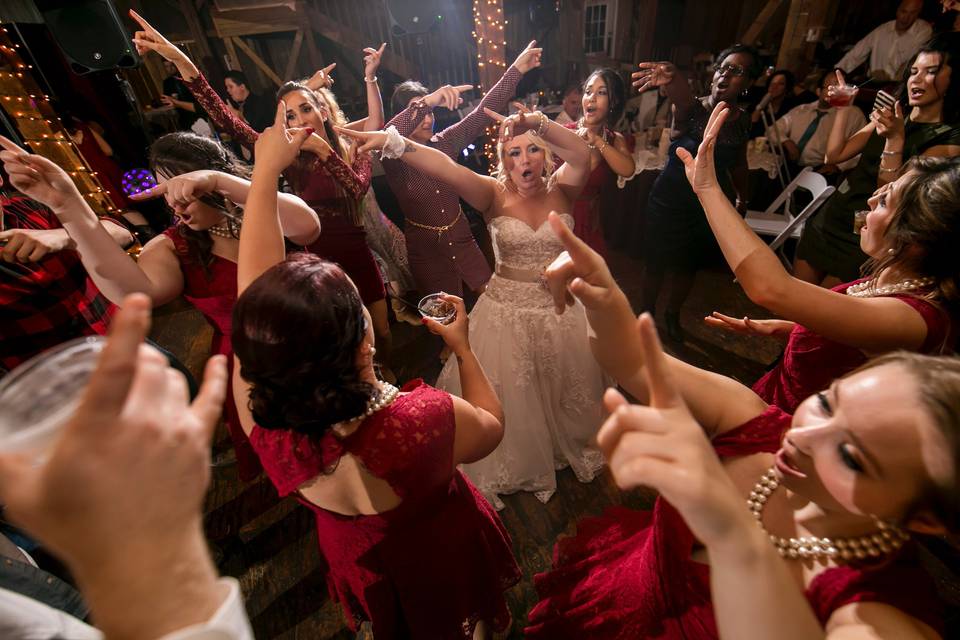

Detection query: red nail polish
xmin=421 ymin=317 xmax=428 ymax=325
xmin=305 ymin=127 xmax=315 ymax=135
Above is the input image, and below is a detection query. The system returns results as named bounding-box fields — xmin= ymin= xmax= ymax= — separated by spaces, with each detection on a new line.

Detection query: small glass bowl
xmin=418 ymin=293 xmax=456 ymax=325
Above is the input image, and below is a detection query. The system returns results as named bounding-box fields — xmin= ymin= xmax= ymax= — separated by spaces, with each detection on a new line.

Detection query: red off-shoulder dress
xmin=525 ymin=405 xmax=944 ymax=639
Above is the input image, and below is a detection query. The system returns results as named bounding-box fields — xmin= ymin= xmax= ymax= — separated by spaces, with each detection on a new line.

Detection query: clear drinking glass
xmin=417 ymin=294 xmax=457 ymax=325
xmin=853 ymin=210 xmax=869 ymax=234
xmin=827 ymin=84 xmax=858 ymax=108
xmin=0 ymin=336 xmax=106 ymax=458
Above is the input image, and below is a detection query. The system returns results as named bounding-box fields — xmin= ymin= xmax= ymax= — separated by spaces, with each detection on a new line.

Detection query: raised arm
xmin=319 ymin=148 xmax=372 ymax=200
xmin=543 ymin=212 xmax=767 ymax=433
xmin=836 ymin=28 xmax=876 ymax=75
xmin=434 ymin=41 xmax=541 ymax=154
xmin=130 ymin=10 xmax=259 ymax=150
xmin=422 ymin=294 xmax=505 ymax=466
xmin=336 ymin=127 xmax=498 ymax=213
xmin=362 ymin=44 xmax=386 ymax=131
xmin=131 ymin=169 xmax=320 ymax=246
xmin=679 ymin=102 xmax=930 ymax=353
xmin=632 ymin=62 xmax=696 ymax=120
xmin=0 ymin=136 xmax=183 ymax=306
xmin=237 ymin=106 xmax=312 ymax=294
xmin=823 ymin=71 xmax=875 ymax=164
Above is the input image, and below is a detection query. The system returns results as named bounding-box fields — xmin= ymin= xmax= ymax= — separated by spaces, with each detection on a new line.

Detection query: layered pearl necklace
xmin=207 ymin=219 xmax=241 ymax=239
xmin=334 ymin=382 xmax=399 ymax=428
xmin=748 ymin=467 xmax=910 ymax=562
xmin=845 ymin=276 xmax=935 ymax=298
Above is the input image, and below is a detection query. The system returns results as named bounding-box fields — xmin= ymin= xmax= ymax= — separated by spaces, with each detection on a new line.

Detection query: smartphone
xmin=873 ymin=89 xmax=897 ymax=114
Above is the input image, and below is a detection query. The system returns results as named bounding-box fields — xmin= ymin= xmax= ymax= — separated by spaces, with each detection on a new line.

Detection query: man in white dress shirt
xmin=555 ymin=84 xmax=582 ymax=125
xmin=837 ymin=0 xmax=932 ymax=81
xmin=768 ymin=69 xmax=868 ymax=176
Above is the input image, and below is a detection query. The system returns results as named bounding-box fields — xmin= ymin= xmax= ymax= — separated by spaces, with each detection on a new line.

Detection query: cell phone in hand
xmin=873 ymin=89 xmax=897 ymax=114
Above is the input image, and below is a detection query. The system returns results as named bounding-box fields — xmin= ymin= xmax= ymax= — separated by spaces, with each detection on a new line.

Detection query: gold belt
xmin=406 ymin=208 xmax=463 ymax=240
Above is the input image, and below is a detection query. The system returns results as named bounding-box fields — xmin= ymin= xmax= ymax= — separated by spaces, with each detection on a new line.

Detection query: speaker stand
xmin=116 ymin=71 xmax=152 ymax=144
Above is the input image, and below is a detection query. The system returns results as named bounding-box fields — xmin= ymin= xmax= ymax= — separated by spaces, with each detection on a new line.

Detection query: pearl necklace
xmin=334 ymin=382 xmax=399 ymax=428
xmin=845 ymin=276 xmax=935 ymax=298
xmin=207 ymin=219 xmax=241 ymax=239
xmin=748 ymin=467 xmax=909 ymax=562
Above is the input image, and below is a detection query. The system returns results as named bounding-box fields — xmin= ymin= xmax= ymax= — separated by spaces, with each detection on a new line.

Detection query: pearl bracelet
xmin=535 ymin=112 xmax=549 ymax=137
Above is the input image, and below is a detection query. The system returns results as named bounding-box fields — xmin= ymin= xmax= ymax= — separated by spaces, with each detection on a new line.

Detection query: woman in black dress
xmin=632 ymin=45 xmax=759 ymax=341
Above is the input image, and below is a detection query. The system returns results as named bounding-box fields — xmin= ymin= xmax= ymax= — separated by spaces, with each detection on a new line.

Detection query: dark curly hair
xmin=715 ymin=44 xmax=763 ymax=81
xmin=232 ymin=254 xmax=375 ymax=437
xmin=583 ymin=68 xmax=625 ymax=127
xmin=148 ymin=132 xmax=250 ymax=269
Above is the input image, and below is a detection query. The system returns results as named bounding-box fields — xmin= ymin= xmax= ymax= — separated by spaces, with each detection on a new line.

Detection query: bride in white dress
xmin=338 ymin=107 xmax=608 ymax=509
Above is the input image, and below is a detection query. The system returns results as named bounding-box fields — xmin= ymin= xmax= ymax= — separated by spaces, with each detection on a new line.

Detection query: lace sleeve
xmin=320 ymin=150 xmax=372 ymax=199
xmin=182 ymin=73 xmax=259 ymax=150
xmin=434 ymin=65 xmax=522 ymax=157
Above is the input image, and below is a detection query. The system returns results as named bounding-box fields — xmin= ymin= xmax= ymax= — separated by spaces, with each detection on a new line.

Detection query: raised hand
xmin=0 ymin=135 xmax=84 ymax=211
xmin=0 ymin=228 xmax=70 ymax=264
xmin=128 ymin=170 xmax=218 ymax=208
xmin=254 ymin=103 xmax=314 ymax=175
xmin=129 ymin=9 xmax=188 ymax=64
xmin=632 ymin=62 xmax=677 ymax=93
xmin=0 ymin=293 xmax=228 ymax=572
xmin=483 ymin=107 xmax=544 ymax=142
xmin=703 ymin=312 xmax=794 ymax=340
xmin=334 ymin=126 xmax=389 ymax=155
xmin=423 ymin=84 xmax=474 ymax=111
xmin=512 ymin=40 xmax=543 ymax=74
xmin=542 ymin=211 xmax=618 ymax=314
xmin=826 ymin=69 xmax=857 ymax=105
xmin=675 ymin=101 xmax=729 ymax=194
xmin=596 ymin=314 xmax=748 ymax=548
xmin=306 ymin=63 xmax=337 ymax=91
xmin=363 ymin=43 xmax=387 ymax=80
xmin=422 ymin=294 xmax=470 ymax=355
xmin=873 ymin=102 xmax=905 ymax=140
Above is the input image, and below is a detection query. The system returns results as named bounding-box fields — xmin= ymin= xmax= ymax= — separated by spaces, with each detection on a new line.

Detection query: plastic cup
xmin=827 ymin=85 xmax=857 ymax=108
xmin=0 ymin=336 xmax=106 ymax=458
xmin=853 ymin=210 xmax=869 ymax=235
xmin=418 ymin=294 xmax=456 ymax=325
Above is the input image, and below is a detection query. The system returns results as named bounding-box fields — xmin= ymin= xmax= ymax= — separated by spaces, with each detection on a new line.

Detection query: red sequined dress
xmin=753 ymin=278 xmax=956 ymax=413
xmin=525 ymin=405 xmax=944 ymax=639
xmin=162 ymin=226 xmax=260 ymax=481
xmin=248 ymin=380 xmax=521 ymax=638
xmin=182 ymin=74 xmax=385 ymax=304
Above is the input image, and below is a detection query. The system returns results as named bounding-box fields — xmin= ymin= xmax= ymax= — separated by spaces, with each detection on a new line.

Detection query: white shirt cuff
xmin=158 ymin=578 xmax=253 ymax=640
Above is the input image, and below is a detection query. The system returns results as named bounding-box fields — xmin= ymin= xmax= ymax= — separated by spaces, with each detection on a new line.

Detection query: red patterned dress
xmin=562 ymin=123 xmax=616 ymax=257
xmin=753 ymin=279 xmax=956 ymax=413
xmin=526 ymin=406 xmax=945 ymax=638
xmin=248 ymin=380 xmax=521 ymax=638
xmin=382 ymin=66 xmax=522 ymax=296
xmin=183 ymin=74 xmax=385 ymax=304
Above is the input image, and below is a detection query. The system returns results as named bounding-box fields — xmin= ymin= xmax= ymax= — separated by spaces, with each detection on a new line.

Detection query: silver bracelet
xmin=364 ymin=76 xmax=378 ymax=84
xmin=880 ymin=149 xmax=902 ymax=156
xmin=380 ymin=125 xmax=407 ymax=159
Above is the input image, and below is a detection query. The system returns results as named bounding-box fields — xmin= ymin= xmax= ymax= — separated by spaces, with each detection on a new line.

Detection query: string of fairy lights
xmin=472 ymin=0 xmax=507 ymax=171
xmin=0 ymin=23 xmax=115 ymax=212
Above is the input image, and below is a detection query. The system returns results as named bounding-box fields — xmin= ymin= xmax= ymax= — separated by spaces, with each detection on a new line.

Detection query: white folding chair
xmin=744 ymin=166 xmax=836 ymax=266
xmin=761 ymin=105 xmax=793 ymax=192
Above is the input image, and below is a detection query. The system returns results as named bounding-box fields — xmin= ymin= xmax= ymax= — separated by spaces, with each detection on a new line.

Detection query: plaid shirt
xmin=0 ymin=196 xmax=116 ymax=374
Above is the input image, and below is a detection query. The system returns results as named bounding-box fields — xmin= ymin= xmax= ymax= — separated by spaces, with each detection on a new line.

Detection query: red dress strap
xmin=807 ymin=546 xmax=944 ymax=633
xmin=711 ymin=404 xmax=789 ymax=459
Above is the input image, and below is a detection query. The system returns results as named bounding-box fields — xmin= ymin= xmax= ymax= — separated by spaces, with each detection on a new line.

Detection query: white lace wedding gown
xmin=436 ymin=213 xmax=607 ymax=509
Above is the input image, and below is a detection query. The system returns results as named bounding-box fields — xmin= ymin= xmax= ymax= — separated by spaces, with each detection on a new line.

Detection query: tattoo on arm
xmin=403 ymin=142 xmax=417 ymax=153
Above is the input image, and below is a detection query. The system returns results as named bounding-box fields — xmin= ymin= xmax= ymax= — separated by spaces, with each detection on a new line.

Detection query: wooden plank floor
xmin=150 ymin=249 xmax=780 ymax=639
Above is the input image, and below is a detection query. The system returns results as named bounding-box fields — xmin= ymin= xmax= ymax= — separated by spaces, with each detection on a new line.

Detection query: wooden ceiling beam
xmin=304 ymin=5 xmax=417 ymax=79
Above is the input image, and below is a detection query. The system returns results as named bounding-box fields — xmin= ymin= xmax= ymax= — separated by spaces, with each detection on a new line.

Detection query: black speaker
xmin=383 ymin=0 xmax=446 ymax=36
xmin=35 ymin=0 xmax=140 ymax=75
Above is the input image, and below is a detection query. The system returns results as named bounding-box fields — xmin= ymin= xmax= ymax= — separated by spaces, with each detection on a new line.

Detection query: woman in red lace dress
xmin=0 ymin=132 xmax=320 ymax=481
xmin=532 ymin=214 xmax=957 ymax=639
xmin=563 ymin=68 xmax=636 ymax=256
xmin=688 ymin=103 xmax=960 ymax=412
xmin=230 ymin=107 xmax=520 ymax=638
xmin=130 ymin=10 xmax=397 ymax=377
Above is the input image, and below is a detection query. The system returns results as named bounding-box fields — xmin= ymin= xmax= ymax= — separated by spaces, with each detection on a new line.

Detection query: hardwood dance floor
xmin=150 ymin=249 xmax=782 ymax=639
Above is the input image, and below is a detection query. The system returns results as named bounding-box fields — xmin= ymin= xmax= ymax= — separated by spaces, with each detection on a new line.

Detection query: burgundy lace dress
xmin=183 ymin=74 xmax=385 ymax=304
xmin=525 ymin=406 xmax=944 ymax=639
xmin=753 ymin=279 xmax=956 ymax=413
xmin=248 ymin=380 xmax=521 ymax=638
xmin=162 ymin=227 xmax=260 ymax=481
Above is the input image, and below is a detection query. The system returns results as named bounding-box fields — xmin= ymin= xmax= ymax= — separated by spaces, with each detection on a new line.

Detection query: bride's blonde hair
xmin=493 ymin=131 xmax=557 ymax=191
